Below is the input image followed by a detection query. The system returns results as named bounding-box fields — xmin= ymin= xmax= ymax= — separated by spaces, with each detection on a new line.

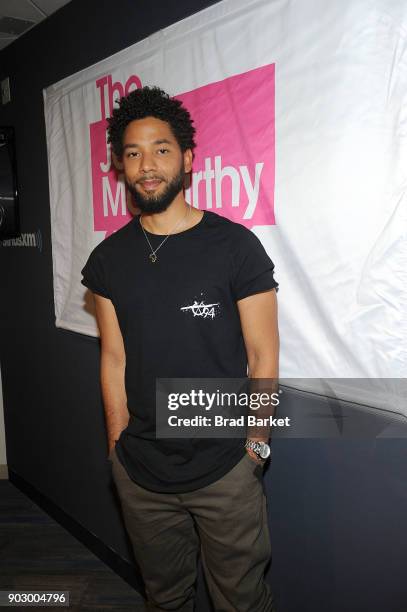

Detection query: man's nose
xmin=140 ymin=153 xmax=156 ymax=173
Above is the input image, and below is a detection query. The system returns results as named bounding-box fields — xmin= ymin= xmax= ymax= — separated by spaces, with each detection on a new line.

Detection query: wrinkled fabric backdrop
xmin=43 ymin=0 xmax=407 ymax=414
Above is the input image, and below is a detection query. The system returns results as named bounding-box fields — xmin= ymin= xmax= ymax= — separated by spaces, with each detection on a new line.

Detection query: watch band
xmin=245 ymin=439 xmax=271 ymax=460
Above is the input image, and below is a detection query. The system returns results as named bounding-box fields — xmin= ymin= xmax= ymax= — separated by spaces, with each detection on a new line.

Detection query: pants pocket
xmin=243 ymin=452 xmax=265 ymax=482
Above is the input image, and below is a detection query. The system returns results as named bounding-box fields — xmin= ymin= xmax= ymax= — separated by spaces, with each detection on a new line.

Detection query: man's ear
xmin=183 ymin=149 xmax=193 ymax=174
xmin=112 ymin=150 xmax=124 ymax=171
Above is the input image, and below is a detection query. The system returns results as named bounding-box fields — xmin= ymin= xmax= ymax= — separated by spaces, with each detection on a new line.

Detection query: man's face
xmin=121 ymin=116 xmax=192 ymax=214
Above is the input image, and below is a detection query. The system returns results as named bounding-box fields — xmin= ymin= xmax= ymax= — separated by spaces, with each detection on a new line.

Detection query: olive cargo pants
xmin=109 ymin=448 xmax=275 ymax=612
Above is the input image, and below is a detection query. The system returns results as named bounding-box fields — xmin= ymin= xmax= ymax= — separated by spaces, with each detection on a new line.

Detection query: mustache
xmin=137 ymin=176 xmax=165 ymax=184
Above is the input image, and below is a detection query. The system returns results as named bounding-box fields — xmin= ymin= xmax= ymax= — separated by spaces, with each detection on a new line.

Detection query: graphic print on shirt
xmin=180 ymin=292 xmax=220 ymax=320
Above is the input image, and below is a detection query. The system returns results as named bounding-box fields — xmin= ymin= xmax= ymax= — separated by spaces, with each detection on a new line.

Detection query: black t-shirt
xmin=81 ymin=210 xmax=279 ymax=492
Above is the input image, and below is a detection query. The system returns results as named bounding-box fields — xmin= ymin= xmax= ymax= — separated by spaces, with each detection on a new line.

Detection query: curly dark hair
xmin=107 ymin=86 xmax=196 ymax=159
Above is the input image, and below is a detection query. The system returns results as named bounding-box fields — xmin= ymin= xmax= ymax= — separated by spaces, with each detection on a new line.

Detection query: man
xmin=81 ymin=86 xmax=279 ymax=611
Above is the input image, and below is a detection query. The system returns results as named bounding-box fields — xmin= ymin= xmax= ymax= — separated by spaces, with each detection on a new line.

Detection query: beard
xmin=126 ymin=166 xmax=186 ymax=214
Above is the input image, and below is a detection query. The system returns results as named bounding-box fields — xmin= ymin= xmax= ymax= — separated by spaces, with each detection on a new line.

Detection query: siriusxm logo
xmin=0 ymin=229 xmax=42 ymax=252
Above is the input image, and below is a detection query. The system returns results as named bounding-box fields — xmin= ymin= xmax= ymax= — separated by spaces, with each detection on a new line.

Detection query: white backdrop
xmin=43 ymin=0 xmax=407 ymax=394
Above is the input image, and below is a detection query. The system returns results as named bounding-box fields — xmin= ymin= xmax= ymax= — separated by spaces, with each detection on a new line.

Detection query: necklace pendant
xmin=149 ymin=253 xmax=157 ymax=263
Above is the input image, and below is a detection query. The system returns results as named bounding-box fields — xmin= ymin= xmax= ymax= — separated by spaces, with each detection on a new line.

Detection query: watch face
xmin=259 ymin=444 xmax=271 ymax=459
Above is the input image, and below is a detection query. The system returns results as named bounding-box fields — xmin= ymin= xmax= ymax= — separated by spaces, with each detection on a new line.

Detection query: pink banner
xmin=89 ymin=64 xmax=275 ymax=237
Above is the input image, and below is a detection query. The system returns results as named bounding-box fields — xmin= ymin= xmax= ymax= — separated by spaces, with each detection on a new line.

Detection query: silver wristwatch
xmin=244 ymin=439 xmax=271 ymax=460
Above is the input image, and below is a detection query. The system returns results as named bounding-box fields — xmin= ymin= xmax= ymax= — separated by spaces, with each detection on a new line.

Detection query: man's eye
xmin=127 ymin=151 xmax=139 ymax=158
xmin=158 ymin=148 xmax=169 ymax=154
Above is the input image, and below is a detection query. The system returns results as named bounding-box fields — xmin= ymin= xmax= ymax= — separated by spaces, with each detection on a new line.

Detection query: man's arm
xmin=93 ymin=294 xmax=130 ymax=455
xmin=237 ymin=288 xmax=279 ymax=462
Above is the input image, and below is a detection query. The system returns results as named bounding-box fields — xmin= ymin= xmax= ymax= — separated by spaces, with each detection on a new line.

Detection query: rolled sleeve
xmin=81 ymin=248 xmax=111 ymax=299
xmin=232 ymin=229 xmax=279 ymax=301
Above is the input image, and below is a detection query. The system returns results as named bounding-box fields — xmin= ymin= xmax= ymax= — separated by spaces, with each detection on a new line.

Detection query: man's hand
xmin=245 ymin=448 xmax=266 ymax=466
xmin=108 ymin=440 xmax=117 ymax=455
xmin=107 ymin=438 xmax=119 ymax=461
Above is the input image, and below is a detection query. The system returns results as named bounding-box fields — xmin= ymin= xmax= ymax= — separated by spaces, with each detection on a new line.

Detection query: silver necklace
xmin=139 ymin=205 xmax=191 ymax=263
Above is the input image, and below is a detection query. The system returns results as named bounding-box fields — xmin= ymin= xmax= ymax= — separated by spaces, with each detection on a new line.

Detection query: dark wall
xmin=0 ymin=0 xmax=222 ymax=558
